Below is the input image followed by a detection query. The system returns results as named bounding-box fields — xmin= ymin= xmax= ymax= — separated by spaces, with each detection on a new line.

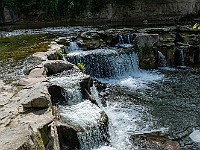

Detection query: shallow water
xmin=97 ymin=69 xmax=200 ymax=149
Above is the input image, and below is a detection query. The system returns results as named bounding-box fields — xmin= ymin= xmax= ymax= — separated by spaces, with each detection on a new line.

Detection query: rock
xmin=81 ymin=31 xmax=103 ymax=49
xmin=79 ymin=75 xmax=93 ymax=100
xmin=55 ymin=37 xmax=67 ymax=45
xmin=18 ymin=77 xmax=47 ymax=87
xmin=0 ymin=110 xmax=54 ymax=150
xmin=0 ymin=125 xmax=35 ymax=150
xmin=130 ymin=131 xmax=181 ymax=150
xmin=19 ymin=81 xmax=51 ymax=109
xmin=43 ymin=60 xmax=73 ymax=76
xmin=28 ymin=67 xmax=46 ymax=78
xmin=56 ymin=100 xmax=109 ymax=150
xmin=57 ymin=125 xmax=80 ymax=150
xmin=138 ymin=27 xmax=172 ymax=34
xmin=135 ymin=33 xmax=159 ymax=48
xmin=135 ymin=33 xmax=159 ymax=69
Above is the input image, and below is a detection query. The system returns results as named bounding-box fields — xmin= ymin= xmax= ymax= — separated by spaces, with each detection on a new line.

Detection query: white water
xmin=91 ymin=86 xmax=165 ymax=150
xmin=157 ymin=51 xmax=167 ymax=67
xmin=68 ymin=41 xmax=82 ymax=52
xmin=59 ymin=100 xmax=103 ymax=129
xmin=50 ymin=76 xmax=84 ymax=105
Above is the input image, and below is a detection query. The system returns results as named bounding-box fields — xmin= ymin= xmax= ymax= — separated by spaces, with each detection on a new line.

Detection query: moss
xmin=138 ymin=44 xmax=157 ymax=69
xmin=138 ymin=44 xmax=153 ymax=57
xmin=77 ymin=62 xmax=85 ymax=73
xmin=0 ymin=34 xmax=53 ymax=61
xmin=33 ymin=131 xmax=45 ymax=150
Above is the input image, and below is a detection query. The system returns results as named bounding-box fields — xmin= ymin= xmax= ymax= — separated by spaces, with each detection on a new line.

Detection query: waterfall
xmin=78 ymin=125 xmax=109 ymax=150
xmin=157 ymin=51 xmax=167 ymax=67
xmin=66 ymin=48 xmax=140 ymax=79
xmin=67 ymin=41 xmax=82 ymax=52
xmin=116 ymin=34 xmax=135 ymax=48
xmin=91 ymin=86 xmax=158 ymax=150
xmin=179 ymin=48 xmax=184 ymax=66
xmin=50 ymin=76 xmax=83 ymax=106
xmin=50 ymin=76 xmax=110 ymax=150
xmin=174 ymin=47 xmax=185 ymax=67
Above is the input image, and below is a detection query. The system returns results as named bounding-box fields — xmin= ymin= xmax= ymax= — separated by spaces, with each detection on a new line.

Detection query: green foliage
xmin=112 ymin=0 xmax=133 ymax=5
xmin=139 ymin=44 xmax=153 ymax=56
xmin=1 ymin=0 xmax=116 ymax=18
xmin=77 ymin=62 xmax=85 ymax=73
xmin=3 ymin=0 xmax=19 ymax=12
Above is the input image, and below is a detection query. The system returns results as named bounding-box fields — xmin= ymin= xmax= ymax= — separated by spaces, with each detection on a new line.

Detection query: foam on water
xmin=95 ymin=146 xmax=117 ymax=150
xmin=67 ymin=48 xmax=118 ymax=57
xmin=59 ymin=100 xmax=103 ymax=129
xmin=97 ymin=70 xmax=163 ymax=90
xmin=50 ymin=76 xmax=86 ymax=105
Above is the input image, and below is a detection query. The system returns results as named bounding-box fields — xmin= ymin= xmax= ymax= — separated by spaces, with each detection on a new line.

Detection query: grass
xmin=0 ymin=33 xmax=53 ymax=61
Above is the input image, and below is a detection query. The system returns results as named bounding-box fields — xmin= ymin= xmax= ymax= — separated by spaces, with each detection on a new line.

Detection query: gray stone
xmin=0 ymin=125 xmax=35 ymax=150
xmin=130 ymin=131 xmax=181 ymax=150
xmin=43 ymin=60 xmax=73 ymax=76
xmin=135 ymin=33 xmax=159 ymax=48
xmin=20 ymin=82 xmax=51 ymax=109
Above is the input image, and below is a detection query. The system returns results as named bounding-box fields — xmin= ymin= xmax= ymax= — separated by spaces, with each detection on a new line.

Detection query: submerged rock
xmin=130 ymin=131 xmax=181 ymax=150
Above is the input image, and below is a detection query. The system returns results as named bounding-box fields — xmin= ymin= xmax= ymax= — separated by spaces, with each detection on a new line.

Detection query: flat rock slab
xmin=0 ymin=125 xmax=35 ymax=150
xmin=19 ymin=81 xmax=51 ymax=109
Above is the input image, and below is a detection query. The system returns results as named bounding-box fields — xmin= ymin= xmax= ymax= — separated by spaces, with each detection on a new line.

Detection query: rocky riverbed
xmin=0 ymin=26 xmax=199 ymax=150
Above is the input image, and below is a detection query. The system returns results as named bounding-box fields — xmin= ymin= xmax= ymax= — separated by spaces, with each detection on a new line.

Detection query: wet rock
xmin=43 ymin=60 xmax=73 ymax=76
xmin=80 ymin=75 xmax=93 ymax=99
xmin=48 ymin=85 xmax=66 ymax=105
xmin=55 ymin=37 xmax=67 ymax=45
xmin=135 ymin=33 xmax=159 ymax=69
xmin=19 ymin=81 xmax=51 ymax=109
xmin=81 ymin=31 xmax=105 ymax=49
xmin=130 ymin=131 xmax=181 ymax=150
xmin=136 ymin=33 xmax=159 ymax=48
xmin=57 ymin=125 xmax=80 ymax=150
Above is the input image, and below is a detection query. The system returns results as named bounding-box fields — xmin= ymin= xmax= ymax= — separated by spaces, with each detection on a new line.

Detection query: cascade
xmin=116 ymin=34 xmax=135 ymax=48
xmin=67 ymin=41 xmax=82 ymax=52
xmin=157 ymin=51 xmax=167 ymax=67
xmin=174 ymin=47 xmax=185 ymax=67
xmin=50 ymin=75 xmax=110 ymax=150
xmin=50 ymin=76 xmax=83 ymax=106
xmin=66 ymin=48 xmax=140 ymax=78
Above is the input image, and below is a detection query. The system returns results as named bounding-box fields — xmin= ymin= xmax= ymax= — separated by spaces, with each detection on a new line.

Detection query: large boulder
xmin=19 ymin=81 xmax=51 ymax=109
xmin=0 ymin=125 xmax=36 ymax=150
xmin=135 ymin=33 xmax=159 ymax=69
xmin=81 ymin=31 xmax=106 ymax=50
xmin=43 ymin=60 xmax=74 ymax=76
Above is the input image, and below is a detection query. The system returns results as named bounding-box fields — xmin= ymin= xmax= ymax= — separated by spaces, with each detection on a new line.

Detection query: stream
xmin=0 ymin=26 xmax=200 ymax=150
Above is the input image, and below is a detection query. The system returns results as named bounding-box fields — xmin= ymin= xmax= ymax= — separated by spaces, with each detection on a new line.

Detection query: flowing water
xmin=0 ymin=27 xmax=200 ymax=150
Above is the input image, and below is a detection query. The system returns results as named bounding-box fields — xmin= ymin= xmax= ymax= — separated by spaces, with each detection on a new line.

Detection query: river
xmin=0 ymin=26 xmax=199 ymax=150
